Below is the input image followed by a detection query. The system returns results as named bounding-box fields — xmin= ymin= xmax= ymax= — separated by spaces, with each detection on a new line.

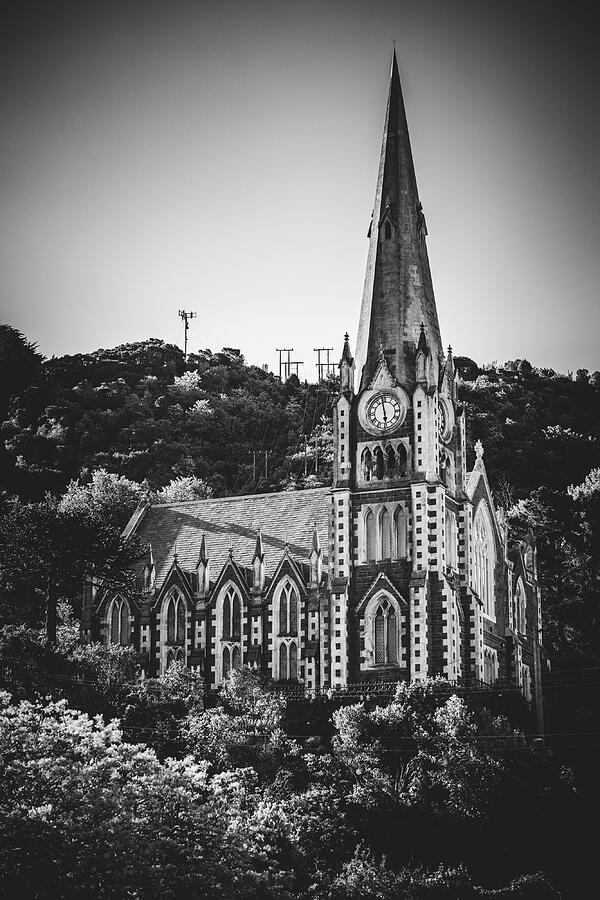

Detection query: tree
xmin=0 ymin=497 xmax=140 ymax=644
xmin=0 ymin=693 xmax=298 ymax=898
xmin=58 ymin=468 xmax=145 ymax=528
xmin=0 ymin=324 xmax=43 ymax=419
xmin=155 ymin=475 xmax=212 ymax=503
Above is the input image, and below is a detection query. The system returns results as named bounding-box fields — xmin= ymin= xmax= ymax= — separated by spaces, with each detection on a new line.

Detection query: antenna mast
xmin=178 ymin=310 xmax=197 ymax=362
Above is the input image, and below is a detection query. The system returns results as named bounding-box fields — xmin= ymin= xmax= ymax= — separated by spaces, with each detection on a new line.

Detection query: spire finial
xmin=253 ymin=526 xmax=264 ymax=562
xmin=312 ymin=522 xmax=320 ymax=553
xmin=475 ymin=439 xmax=484 ymax=461
xmin=197 ymin=533 xmax=207 ymax=566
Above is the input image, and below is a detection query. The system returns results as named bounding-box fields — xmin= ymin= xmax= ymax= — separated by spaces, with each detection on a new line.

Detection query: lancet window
xmin=166 ymin=590 xmax=186 ymax=645
xmin=109 ymin=597 xmax=131 ymax=646
xmin=278 ymin=581 xmax=298 ymax=635
xmin=363 ymin=505 xmax=409 ymax=562
xmin=472 ymin=504 xmax=496 ymax=619
xmin=483 ymin=648 xmax=497 ymax=684
xmin=217 ymin=584 xmax=243 ymax=684
xmin=274 ymin=580 xmax=301 ymax=681
xmin=278 ymin=641 xmax=298 ymax=681
xmin=445 ymin=508 xmax=458 ymax=571
xmin=364 ymin=593 xmax=401 ymax=667
xmin=222 ymin=586 xmax=242 ymax=640
xmin=515 ymin=578 xmax=526 ymax=635
xmin=359 ymin=441 xmax=409 ymax=483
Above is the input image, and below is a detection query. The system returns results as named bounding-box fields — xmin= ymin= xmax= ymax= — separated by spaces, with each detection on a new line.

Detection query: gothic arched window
xmin=365 ymin=594 xmax=400 ymax=667
xmin=222 ymin=586 xmax=241 ymax=640
xmin=375 ymin=447 xmax=384 ymax=480
xmin=279 ymin=643 xmax=288 ymax=680
xmin=384 ymin=220 xmax=392 ymax=240
xmin=397 ymin=443 xmax=408 ymax=477
xmin=223 ymin=646 xmax=230 ymax=678
xmin=109 ymin=597 xmax=131 ymax=646
xmin=232 ymin=645 xmax=241 ymax=670
xmin=386 ymin=446 xmax=396 ymax=473
xmin=381 ymin=508 xmax=392 ymax=559
xmin=445 ymin=508 xmax=457 ymax=570
xmin=473 ymin=504 xmax=496 ymax=619
xmin=365 ymin=510 xmax=376 ymax=561
xmin=277 ymin=640 xmax=298 ymax=682
xmin=361 ymin=448 xmax=372 ymax=482
xmin=166 ymin=591 xmax=186 ymax=645
xmin=278 ymin=582 xmax=298 ymax=635
xmin=395 ymin=508 xmax=408 ymax=558
xmin=515 ymin=578 xmax=526 ymax=634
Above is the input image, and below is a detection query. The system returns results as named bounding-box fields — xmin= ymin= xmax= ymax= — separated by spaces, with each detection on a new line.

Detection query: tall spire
xmin=354 ymin=50 xmax=443 ymax=392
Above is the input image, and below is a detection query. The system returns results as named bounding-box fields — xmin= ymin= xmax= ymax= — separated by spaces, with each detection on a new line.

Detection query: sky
xmin=1 ymin=0 xmax=599 ymax=378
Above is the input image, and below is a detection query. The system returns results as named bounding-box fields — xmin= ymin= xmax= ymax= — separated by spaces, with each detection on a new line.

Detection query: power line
xmin=314 ymin=347 xmax=335 ymax=382
xmin=275 ymin=348 xmax=293 ymax=381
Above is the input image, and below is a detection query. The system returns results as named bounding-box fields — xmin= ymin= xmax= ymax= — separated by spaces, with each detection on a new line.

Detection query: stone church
xmin=83 ymin=52 xmax=544 ymax=726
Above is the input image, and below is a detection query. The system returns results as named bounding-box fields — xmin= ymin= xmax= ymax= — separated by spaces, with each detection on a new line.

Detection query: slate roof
xmin=130 ymin=487 xmax=331 ymax=590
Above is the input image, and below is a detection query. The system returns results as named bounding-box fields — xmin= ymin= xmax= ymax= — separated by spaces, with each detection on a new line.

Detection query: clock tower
xmin=330 ymin=50 xmax=470 ymax=687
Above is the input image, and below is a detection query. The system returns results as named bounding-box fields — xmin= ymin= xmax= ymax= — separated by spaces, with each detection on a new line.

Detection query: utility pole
xmin=276 ymin=348 xmax=293 ymax=381
xmin=252 ymin=450 xmax=256 ymax=484
xmin=264 ymin=449 xmax=269 ymax=479
xmin=314 ymin=347 xmax=334 ymax=381
xmin=178 ymin=310 xmax=197 ymax=362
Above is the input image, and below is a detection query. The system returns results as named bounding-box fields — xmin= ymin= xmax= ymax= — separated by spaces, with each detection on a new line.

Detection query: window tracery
xmin=274 ymin=580 xmax=301 ymax=681
xmin=216 ymin=584 xmax=243 ymax=684
xmin=362 ymin=504 xmax=409 ymax=562
xmin=515 ymin=578 xmax=526 ymax=634
xmin=108 ymin=597 xmax=131 ymax=646
xmin=472 ymin=504 xmax=496 ymax=619
xmin=363 ymin=593 xmax=401 ymax=667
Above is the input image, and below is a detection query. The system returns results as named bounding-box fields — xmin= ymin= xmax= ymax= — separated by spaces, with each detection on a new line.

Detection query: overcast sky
xmin=1 ymin=0 xmax=599 ymax=377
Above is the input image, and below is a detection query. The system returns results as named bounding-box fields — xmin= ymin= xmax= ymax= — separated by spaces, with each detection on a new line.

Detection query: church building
xmin=82 ymin=52 xmax=545 ymax=727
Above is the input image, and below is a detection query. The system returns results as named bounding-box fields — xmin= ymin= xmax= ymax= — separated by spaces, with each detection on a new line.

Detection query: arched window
xmin=109 ymin=597 xmax=131 ymax=646
xmin=384 ymin=220 xmax=392 ymax=240
xmin=222 ymin=586 xmax=241 ymax=640
xmin=223 ymin=646 xmax=230 ymax=678
xmin=375 ymin=447 xmax=384 ymax=480
xmin=166 ymin=591 xmax=186 ymax=645
xmin=381 ymin=508 xmax=392 ymax=559
xmin=289 ymin=642 xmax=297 ymax=680
xmin=365 ymin=510 xmax=376 ymax=561
xmin=366 ymin=595 xmax=400 ymax=667
xmin=473 ymin=504 xmax=496 ymax=619
xmin=361 ymin=448 xmax=372 ymax=481
xmin=279 ymin=642 xmax=288 ymax=680
xmin=515 ymin=578 xmax=526 ymax=634
xmin=278 ymin=582 xmax=298 ymax=635
xmin=386 ymin=446 xmax=396 ymax=474
xmin=441 ymin=454 xmax=454 ymax=490
xmin=395 ymin=508 xmax=408 ymax=558
xmin=445 ymin=508 xmax=457 ymax=570
xmin=483 ymin=649 xmax=497 ymax=684
xmin=397 ymin=443 xmax=408 ymax=476
xmin=232 ymin=645 xmax=241 ymax=670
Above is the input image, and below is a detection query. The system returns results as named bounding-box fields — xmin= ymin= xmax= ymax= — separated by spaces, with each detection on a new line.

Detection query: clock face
xmin=367 ymin=393 xmax=402 ymax=432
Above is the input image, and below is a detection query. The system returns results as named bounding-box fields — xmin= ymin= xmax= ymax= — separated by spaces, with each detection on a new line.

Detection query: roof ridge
xmin=149 ymin=485 xmax=332 ymax=509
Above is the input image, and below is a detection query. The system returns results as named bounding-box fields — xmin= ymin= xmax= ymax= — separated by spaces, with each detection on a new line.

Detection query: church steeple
xmin=354 ymin=50 xmax=443 ymax=392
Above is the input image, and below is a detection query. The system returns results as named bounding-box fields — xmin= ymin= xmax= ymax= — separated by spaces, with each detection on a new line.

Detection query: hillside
xmin=1 ymin=326 xmax=599 ymax=670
